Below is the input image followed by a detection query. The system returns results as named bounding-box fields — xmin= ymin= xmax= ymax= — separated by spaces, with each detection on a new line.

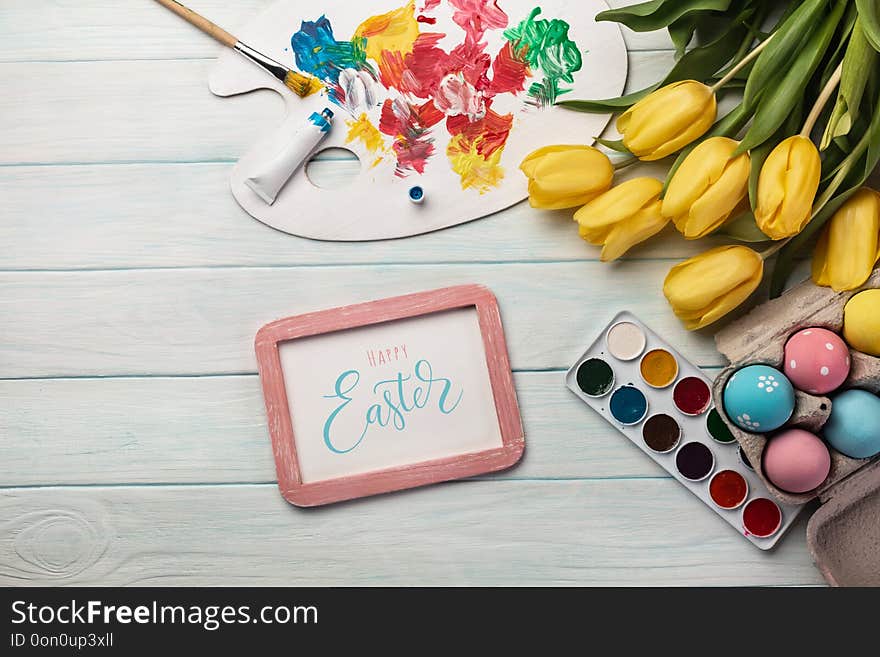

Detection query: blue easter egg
xmin=723 ymin=365 xmax=796 ymax=433
xmin=824 ymin=389 xmax=880 ymax=458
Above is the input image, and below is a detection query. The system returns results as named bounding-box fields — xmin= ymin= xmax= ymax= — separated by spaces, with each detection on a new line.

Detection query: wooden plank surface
xmin=0 ymin=263 xmax=724 ymax=378
xmin=0 ymin=482 xmax=822 ymax=586
xmin=2 ymin=371 xmax=738 ymax=487
xmin=0 ymin=1 xmax=831 ymax=586
xmin=0 ymin=1 xmax=674 ymax=63
xmin=0 ymin=52 xmax=673 ymax=165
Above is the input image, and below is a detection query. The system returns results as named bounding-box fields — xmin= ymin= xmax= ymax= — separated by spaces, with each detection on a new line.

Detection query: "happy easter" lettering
xmin=322 ymin=359 xmax=463 ymax=454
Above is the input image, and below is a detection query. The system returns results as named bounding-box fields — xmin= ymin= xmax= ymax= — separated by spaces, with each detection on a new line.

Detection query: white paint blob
xmin=606 ymin=322 xmax=646 ymax=361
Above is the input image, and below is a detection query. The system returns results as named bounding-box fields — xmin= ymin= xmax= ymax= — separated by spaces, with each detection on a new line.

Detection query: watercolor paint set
xmin=565 ymin=311 xmax=804 ymax=549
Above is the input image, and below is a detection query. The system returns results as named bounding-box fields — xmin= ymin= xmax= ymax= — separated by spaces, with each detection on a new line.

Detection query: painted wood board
xmin=208 ymin=0 xmax=627 ymax=239
xmin=0 ymin=262 xmax=726 ymax=379
xmin=0 ymin=1 xmax=830 ymax=585
xmin=0 ymin=1 xmax=672 ymax=63
xmin=2 ymin=371 xmax=735 ymax=488
xmin=0 ymin=481 xmax=824 ymax=586
xmin=0 ymin=51 xmax=663 ymax=166
xmin=0 ymin=162 xmax=721 ymax=270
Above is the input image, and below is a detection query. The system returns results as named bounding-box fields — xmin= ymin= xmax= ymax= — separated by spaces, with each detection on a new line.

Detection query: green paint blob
xmin=707 ymin=408 xmax=736 ymax=444
xmin=504 ymin=7 xmax=583 ymax=106
xmin=576 ymin=358 xmax=614 ymax=397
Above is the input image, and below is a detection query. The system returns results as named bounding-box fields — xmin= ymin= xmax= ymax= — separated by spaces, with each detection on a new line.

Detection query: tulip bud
xmin=574 ymin=177 xmax=668 ymax=261
xmin=519 ymin=145 xmax=614 ymax=209
xmin=663 ymin=245 xmax=764 ymax=330
xmin=661 ymin=137 xmax=751 ymax=239
xmin=755 ymin=136 xmax=821 ymax=240
xmin=617 ymin=81 xmax=717 ymax=161
xmin=812 ymin=188 xmax=880 ymax=291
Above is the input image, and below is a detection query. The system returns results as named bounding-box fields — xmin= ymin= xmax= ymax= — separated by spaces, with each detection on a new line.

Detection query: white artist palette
xmin=565 ymin=312 xmax=805 ymax=549
xmin=209 ymin=0 xmax=627 ymax=240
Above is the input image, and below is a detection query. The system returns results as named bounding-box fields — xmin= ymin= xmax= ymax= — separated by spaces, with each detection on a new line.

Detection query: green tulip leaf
xmin=557 ymin=86 xmax=658 ymax=114
xmin=594 ymin=138 xmax=631 ymax=154
xmin=716 ymin=211 xmax=772 ymax=242
xmin=743 ymin=0 xmax=827 ymax=109
xmin=855 ymin=0 xmax=880 ymax=52
xmin=736 ymin=0 xmax=846 ymax=155
xmin=822 ymin=21 xmax=876 ymax=149
xmin=669 ymin=15 xmax=698 ymax=58
xmin=559 ymin=16 xmax=748 ymax=114
xmin=596 ymin=0 xmax=733 ymax=33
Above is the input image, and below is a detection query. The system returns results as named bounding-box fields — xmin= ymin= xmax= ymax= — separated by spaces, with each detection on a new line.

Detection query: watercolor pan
xmin=565 ymin=311 xmax=804 ymax=549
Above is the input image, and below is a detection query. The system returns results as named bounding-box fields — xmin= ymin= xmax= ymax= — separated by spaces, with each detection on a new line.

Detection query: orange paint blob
xmin=640 ymin=349 xmax=679 ymax=388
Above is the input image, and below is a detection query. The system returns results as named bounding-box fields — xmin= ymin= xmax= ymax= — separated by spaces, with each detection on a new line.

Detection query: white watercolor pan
xmin=565 ymin=311 xmax=805 ymax=550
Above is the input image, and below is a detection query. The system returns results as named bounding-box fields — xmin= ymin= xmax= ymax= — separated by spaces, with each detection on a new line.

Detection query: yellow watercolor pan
xmin=639 ymin=348 xmax=679 ymax=389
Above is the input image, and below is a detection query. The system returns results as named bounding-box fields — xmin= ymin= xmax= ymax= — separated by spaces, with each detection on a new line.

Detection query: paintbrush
xmin=154 ymin=0 xmax=320 ymax=97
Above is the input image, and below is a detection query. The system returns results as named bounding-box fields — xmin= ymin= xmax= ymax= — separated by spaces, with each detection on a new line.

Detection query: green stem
xmin=710 ymin=34 xmax=774 ymax=93
xmin=800 ymin=61 xmax=844 ymax=137
xmin=759 ymin=238 xmax=792 ymax=260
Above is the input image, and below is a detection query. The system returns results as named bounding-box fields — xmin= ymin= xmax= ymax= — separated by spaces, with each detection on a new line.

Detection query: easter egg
xmin=844 ymin=290 xmax=880 ymax=357
xmin=823 ymin=389 xmax=880 ymax=458
xmin=763 ymin=429 xmax=831 ymax=493
xmin=723 ymin=365 xmax=796 ymax=433
xmin=783 ymin=327 xmax=851 ymax=394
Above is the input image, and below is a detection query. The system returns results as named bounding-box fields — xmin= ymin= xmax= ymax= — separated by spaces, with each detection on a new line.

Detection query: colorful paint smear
xmin=346 ymin=112 xmax=386 ymax=166
xmin=289 ymin=1 xmax=582 ymax=191
xmin=504 ymin=6 xmax=582 ymax=106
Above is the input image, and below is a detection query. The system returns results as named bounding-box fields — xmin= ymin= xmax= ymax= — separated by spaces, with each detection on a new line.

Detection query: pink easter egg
xmin=783 ymin=327 xmax=850 ymax=395
xmin=763 ymin=429 xmax=831 ymax=493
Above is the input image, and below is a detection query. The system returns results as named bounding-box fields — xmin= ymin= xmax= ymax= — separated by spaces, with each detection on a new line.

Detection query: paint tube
xmin=244 ymin=108 xmax=334 ymax=204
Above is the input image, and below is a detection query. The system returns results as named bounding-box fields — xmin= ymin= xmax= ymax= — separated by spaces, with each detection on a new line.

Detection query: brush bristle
xmin=285 ymin=71 xmax=322 ymax=97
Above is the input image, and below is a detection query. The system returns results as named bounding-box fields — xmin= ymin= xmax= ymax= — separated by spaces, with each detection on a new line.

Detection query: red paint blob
xmin=709 ymin=470 xmax=748 ymax=509
xmin=742 ymin=498 xmax=782 ymax=538
xmin=673 ymin=377 xmax=712 ymax=416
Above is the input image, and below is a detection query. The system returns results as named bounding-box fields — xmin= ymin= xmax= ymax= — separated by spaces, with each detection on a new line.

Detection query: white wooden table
xmin=0 ymin=1 xmax=826 ymax=585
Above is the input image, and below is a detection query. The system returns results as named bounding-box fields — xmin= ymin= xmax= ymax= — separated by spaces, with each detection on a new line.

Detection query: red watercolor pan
xmin=673 ymin=376 xmax=712 ymax=416
xmin=709 ymin=469 xmax=749 ymax=510
xmin=742 ymin=498 xmax=782 ymax=538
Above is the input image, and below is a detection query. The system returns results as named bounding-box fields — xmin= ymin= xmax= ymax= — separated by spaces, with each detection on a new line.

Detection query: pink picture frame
xmin=254 ymin=284 xmax=524 ymax=506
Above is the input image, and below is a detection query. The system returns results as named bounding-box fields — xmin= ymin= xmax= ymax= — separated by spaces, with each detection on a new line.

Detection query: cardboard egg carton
xmin=711 ymin=268 xmax=880 ymax=585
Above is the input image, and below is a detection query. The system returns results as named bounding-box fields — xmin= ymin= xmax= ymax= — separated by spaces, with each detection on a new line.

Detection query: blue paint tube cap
xmin=408 ymin=185 xmax=425 ymax=204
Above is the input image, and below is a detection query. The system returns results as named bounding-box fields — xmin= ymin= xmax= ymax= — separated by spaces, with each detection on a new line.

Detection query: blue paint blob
xmin=290 ymin=16 xmax=369 ymax=84
xmin=609 ymin=386 xmax=648 ymax=425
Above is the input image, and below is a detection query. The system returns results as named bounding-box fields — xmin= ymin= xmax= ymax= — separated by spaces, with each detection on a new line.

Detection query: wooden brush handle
xmin=154 ymin=0 xmax=238 ymax=48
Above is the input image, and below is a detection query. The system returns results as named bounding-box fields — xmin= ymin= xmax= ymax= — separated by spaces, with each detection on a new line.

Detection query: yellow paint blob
xmin=447 ymin=134 xmax=505 ymax=193
xmin=354 ymin=1 xmax=419 ymax=62
xmin=640 ymin=349 xmax=679 ymax=388
xmin=345 ymin=113 xmax=386 ymax=160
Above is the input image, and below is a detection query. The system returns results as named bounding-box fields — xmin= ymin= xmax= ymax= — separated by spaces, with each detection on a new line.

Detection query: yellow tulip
xmin=844 ymin=290 xmax=880 ymax=357
xmin=755 ymin=135 xmax=821 ymax=239
xmin=574 ymin=177 xmax=668 ymax=261
xmin=663 ymin=245 xmax=764 ymax=330
xmin=661 ymin=137 xmax=751 ymax=239
xmin=812 ymin=188 xmax=880 ymax=291
xmin=617 ymin=81 xmax=717 ymax=161
xmin=519 ymin=145 xmax=613 ymax=209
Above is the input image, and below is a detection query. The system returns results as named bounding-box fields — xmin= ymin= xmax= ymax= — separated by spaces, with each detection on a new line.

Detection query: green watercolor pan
xmin=565 ymin=311 xmax=804 ymax=550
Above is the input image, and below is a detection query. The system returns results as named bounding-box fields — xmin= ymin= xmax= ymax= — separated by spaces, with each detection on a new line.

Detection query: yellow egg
xmin=844 ymin=289 xmax=880 ymax=356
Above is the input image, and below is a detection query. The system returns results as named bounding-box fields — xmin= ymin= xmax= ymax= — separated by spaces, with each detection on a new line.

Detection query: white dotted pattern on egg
xmin=784 ymin=327 xmax=851 ymax=396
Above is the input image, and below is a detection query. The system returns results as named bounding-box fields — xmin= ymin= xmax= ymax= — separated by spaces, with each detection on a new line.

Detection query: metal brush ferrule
xmin=234 ymin=42 xmax=289 ymax=83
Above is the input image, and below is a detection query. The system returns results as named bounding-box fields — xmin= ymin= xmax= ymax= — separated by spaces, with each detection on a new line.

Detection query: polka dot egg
xmin=784 ymin=328 xmax=850 ymax=395
xmin=723 ymin=364 xmax=796 ymax=433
